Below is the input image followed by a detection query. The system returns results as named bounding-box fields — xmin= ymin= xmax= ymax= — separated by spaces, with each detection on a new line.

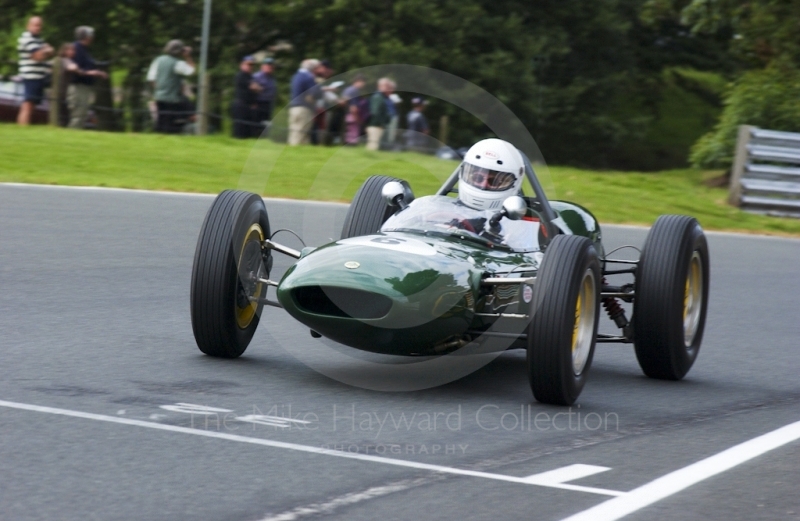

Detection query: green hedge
xmin=690 ymin=59 xmax=800 ymax=169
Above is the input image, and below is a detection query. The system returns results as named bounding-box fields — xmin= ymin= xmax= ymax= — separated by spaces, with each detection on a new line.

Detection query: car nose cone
xmin=275 ymin=234 xmax=480 ymax=354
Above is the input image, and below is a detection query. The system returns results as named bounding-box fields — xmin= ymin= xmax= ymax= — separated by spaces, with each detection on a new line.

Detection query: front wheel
xmin=190 ymin=190 xmax=271 ymax=358
xmin=633 ymin=215 xmax=709 ymax=380
xmin=527 ymin=235 xmax=601 ymax=405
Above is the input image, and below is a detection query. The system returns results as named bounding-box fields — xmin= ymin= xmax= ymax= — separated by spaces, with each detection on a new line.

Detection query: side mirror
xmin=502 ymin=196 xmax=527 ymax=221
xmin=489 ymin=196 xmax=527 ymax=230
xmin=382 ymin=181 xmax=408 ymax=209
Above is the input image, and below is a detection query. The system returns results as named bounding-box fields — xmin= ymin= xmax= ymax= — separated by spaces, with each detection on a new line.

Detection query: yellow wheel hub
xmin=683 ymin=251 xmax=703 ymax=346
xmin=572 ymin=269 xmax=596 ymax=376
xmin=235 ymin=223 xmax=265 ymax=329
xmin=572 ymin=293 xmax=582 ymax=352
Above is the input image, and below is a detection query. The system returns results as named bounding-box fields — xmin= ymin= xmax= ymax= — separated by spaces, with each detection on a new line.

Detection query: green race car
xmin=190 ymin=141 xmax=709 ymax=405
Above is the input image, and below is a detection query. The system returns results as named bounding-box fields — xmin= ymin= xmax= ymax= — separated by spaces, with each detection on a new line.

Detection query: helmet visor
xmin=461 ymin=164 xmax=517 ymax=192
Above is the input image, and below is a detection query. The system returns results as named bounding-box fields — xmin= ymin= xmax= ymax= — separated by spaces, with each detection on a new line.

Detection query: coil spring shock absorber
xmin=602 ymin=277 xmax=629 ymax=329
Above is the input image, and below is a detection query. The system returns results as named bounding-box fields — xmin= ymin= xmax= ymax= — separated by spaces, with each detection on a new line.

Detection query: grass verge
xmin=1 ymin=124 xmax=798 ymax=236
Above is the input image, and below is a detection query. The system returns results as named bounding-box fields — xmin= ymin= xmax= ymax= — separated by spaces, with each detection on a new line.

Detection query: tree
xmin=1 ymin=0 xmax=732 ymax=169
xmin=253 ymin=0 xmax=727 ymax=168
xmin=654 ymin=0 xmax=800 ymax=168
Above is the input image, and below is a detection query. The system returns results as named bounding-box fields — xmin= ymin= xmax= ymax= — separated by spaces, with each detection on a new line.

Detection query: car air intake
xmin=292 ymin=286 xmax=392 ymax=319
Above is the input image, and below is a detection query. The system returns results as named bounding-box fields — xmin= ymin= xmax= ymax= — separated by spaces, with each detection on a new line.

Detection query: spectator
xmin=56 ymin=43 xmax=78 ymax=127
xmin=16 ymin=16 xmax=53 ymax=126
xmin=344 ymin=104 xmax=361 ymax=145
xmin=341 ymin=74 xmax=367 ymax=122
xmin=405 ymin=97 xmax=430 ymax=151
xmin=252 ymin=57 xmax=277 ymax=137
xmin=68 ymin=26 xmax=107 ymax=129
xmin=382 ymin=92 xmax=400 ymax=149
xmin=342 ymin=75 xmax=370 ymax=138
xmin=318 ymin=59 xmax=334 ymax=80
xmin=316 ymin=59 xmax=342 ymax=145
xmin=309 ymin=59 xmax=334 ymax=145
xmin=366 ymin=78 xmax=394 ymax=151
xmin=341 ymin=74 xmax=365 ymax=105
xmin=231 ymin=55 xmax=259 ymax=139
xmin=147 ymin=39 xmax=196 ymax=134
xmin=288 ymin=58 xmax=321 ymax=146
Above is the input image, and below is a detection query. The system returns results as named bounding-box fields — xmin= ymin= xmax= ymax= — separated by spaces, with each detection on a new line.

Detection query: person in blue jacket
xmin=288 ymin=59 xmax=322 ymax=145
xmin=68 ymin=26 xmax=107 ymax=129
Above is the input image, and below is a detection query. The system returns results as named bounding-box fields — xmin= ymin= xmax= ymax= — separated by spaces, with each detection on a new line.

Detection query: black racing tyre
xmin=633 ymin=215 xmax=709 ymax=380
xmin=528 ymin=235 xmax=601 ymax=405
xmin=191 ymin=190 xmax=271 ymax=358
xmin=340 ymin=175 xmax=413 ymax=239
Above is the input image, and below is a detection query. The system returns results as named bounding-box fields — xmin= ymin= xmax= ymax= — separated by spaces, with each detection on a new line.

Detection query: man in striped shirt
xmin=17 ymin=16 xmax=53 ymax=125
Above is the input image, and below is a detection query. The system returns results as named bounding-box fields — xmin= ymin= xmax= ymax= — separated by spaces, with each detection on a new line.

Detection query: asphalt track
xmin=0 ymin=183 xmax=798 ymax=521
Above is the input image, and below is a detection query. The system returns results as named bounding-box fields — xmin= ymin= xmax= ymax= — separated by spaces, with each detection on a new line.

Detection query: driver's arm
xmin=448 ymin=217 xmax=486 ymax=233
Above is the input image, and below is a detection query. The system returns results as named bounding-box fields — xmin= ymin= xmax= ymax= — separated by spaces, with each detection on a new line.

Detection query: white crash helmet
xmin=457 ymin=138 xmax=525 ymax=211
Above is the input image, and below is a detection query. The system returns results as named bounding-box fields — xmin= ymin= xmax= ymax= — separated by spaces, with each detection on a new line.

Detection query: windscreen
xmin=381 ymin=196 xmax=541 ymax=252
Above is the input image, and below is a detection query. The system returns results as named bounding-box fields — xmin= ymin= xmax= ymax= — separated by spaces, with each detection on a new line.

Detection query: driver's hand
xmin=447 ymin=218 xmax=479 ymax=233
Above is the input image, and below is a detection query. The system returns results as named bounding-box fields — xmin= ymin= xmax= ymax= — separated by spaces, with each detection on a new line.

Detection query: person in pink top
xmin=344 ymin=104 xmax=361 ymax=145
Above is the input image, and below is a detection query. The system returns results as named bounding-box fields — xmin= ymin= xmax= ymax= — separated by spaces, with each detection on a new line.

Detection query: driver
xmin=450 ymin=139 xmax=538 ymax=248
xmin=457 ymin=138 xmax=526 ymax=212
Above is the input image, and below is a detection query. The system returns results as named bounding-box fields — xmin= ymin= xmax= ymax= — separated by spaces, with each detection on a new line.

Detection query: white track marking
xmin=0 ymin=399 xmax=622 ymax=496
xmin=524 ymin=464 xmax=610 ymax=485
xmin=257 ymin=465 xmax=613 ymax=521
xmin=256 ymin=477 xmax=432 ymax=521
xmin=160 ymin=403 xmax=233 ymax=414
xmin=562 ymin=419 xmax=800 ymax=521
xmin=236 ymin=414 xmax=313 ymax=429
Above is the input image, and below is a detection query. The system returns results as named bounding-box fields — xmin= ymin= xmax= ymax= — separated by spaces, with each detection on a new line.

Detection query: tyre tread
xmin=633 ymin=215 xmax=709 ymax=380
xmin=191 ymin=190 xmax=269 ymax=358
xmin=528 ymin=235 xmax=600 ymax=405
xmin=341 ymin=175 xmax=403 ymax=239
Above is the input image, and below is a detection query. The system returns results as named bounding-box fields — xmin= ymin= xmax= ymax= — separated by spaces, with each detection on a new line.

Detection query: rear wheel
xmin=190 ymin=190 xmax=271 ymax=358
xmin=341 ymin=175 xmax=413 ymax=239
xmin=633 ymin=215 xmax=709 ymax=380
xmin=528 ymin=235 xmax=601 ymax=405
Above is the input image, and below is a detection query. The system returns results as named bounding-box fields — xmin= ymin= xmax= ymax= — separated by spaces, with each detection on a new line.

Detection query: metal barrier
xmin=729 ymin=125 xmax=800 ymax=218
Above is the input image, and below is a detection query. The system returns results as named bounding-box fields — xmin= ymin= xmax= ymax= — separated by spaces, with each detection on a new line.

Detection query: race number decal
xmin=339 ymin=236 xmax=437 ymax=256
